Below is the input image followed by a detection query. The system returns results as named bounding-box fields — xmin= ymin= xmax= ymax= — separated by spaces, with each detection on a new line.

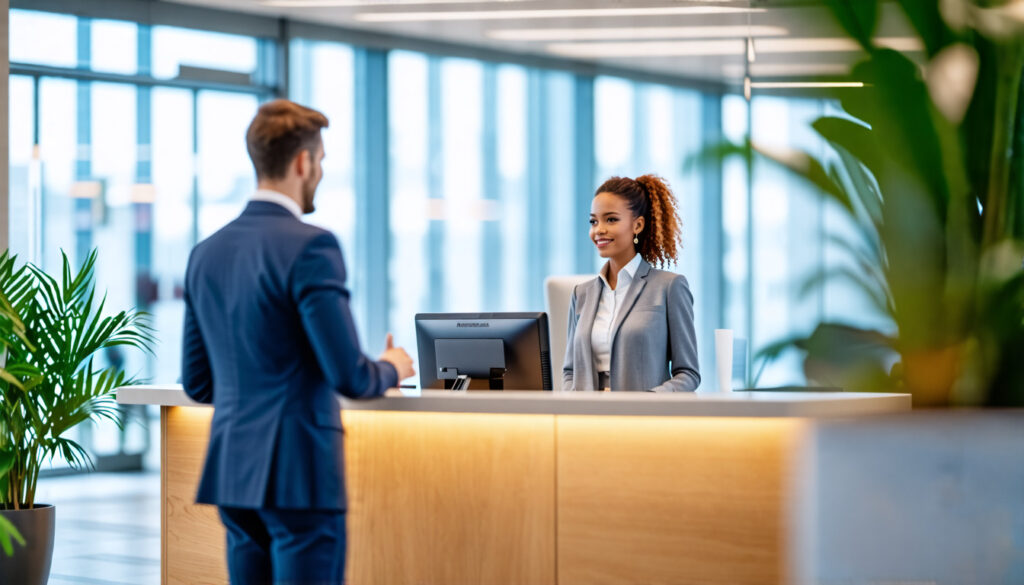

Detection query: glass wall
xmin=387 ymin=51 xmax=579 ymax=367
xmin=9 ymin=3 xmax=900 ymax=424
xmin=8 ymin=8 xmax=270 ymax=466
xmin=722 ymin=94 xmax=894 ymax=387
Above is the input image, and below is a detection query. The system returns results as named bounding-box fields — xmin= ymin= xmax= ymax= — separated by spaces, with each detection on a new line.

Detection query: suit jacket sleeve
xmin=181 ymin=284 xmax=214 ymax=404
xmin=651 ymin=275 xmax=701 ymax=392
xmin=562 ymin=286 xmax=579 ymax=391
xmin=291 ymin=232 xmax=398 ymax=399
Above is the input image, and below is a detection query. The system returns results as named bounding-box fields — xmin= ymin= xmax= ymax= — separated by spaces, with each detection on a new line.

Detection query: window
xmin=10 ymin=10 xmax=78 ymax=68
xmin=9 ymin=10 xmax=273 ymax=469
xmin=152 ymin=26 xmax=259 ymax=80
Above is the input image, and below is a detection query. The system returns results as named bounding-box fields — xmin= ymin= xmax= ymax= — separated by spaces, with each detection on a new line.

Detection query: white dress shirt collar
xmin=598 ymin=253 xmax=642 ymax=290
xmin=590 ymin=253 xmax=643 ymax=378
xmin=250 ymin=189 xmax=303 ymax=219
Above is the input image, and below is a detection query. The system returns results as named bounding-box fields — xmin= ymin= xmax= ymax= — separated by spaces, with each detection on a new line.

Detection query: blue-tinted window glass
xmin=388 ymin=51 xmax=431 ymax=360
xmin=544 ymin=72 xmax=577 ymax=280
xmin=440 ymin=58 xmax=485 ymax=313
xmin=10 ymin=9 xmax=78 ymax=68
xmin=196 ymin=91 xmax=259 ymax=239
xmin=92 ymin=19 xmax=139 ymax=75
xmin=721 ymin=93 xmax=750 ymax=347
xmin=594 ymin=76 xmax=636 ymax=211
xmin=149 ymin=88 xmax=196 ymax=386
xmin=9 ymin=76 xmax=38 ymax=261
xmin=38 ymin=78 xmax=78 ymax=272
xmin=749 ymin=96 xmax=825 ymax=386
xmin=152 ymin=26 xmax=258 ymax=79
xmin=496 ymin=65 xmax=528 ymax=311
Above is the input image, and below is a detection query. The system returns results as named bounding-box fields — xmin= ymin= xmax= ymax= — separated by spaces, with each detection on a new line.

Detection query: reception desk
xmin=117 ymin=387 xmax=910 ymax=585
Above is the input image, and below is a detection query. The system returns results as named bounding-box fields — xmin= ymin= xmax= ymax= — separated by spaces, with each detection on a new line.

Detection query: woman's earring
xmin=633 ymin=235 xmax=639 ymax=245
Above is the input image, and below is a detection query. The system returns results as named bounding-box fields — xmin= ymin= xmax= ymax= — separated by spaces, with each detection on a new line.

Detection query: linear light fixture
xmin=545 ymin=37 xmax=921 ymax=58
xmin=355 ymin=6 xmax=765 ymax=23
xmin=548 ymin=39 xmax=744 ymax=58
xmin=723 ymin=63 xmax=852 ymax=78
xmin=749 ymin=81 xmax=865 ymax=88
xmin=262 ymin=0 xmax=529 ymax=6
xmin=486 ymin=25 xmax=789 ymax=42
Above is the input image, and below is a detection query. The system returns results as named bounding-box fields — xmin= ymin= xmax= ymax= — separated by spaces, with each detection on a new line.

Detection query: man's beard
xmin=301 ymin=177 xmax=317 ymax=214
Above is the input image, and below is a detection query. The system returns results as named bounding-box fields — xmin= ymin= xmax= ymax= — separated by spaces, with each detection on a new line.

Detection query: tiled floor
xmin=34 ymin=471 xmax=161 ymax=585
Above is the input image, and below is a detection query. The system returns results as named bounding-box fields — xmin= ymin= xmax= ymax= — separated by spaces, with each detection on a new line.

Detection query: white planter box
xmin=793 ymin=411 xmax=1024 ymax=585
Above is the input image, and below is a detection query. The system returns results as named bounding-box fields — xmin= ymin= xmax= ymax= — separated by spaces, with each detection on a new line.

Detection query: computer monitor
xmin=415 ymin=312 xmax=552 ymax=391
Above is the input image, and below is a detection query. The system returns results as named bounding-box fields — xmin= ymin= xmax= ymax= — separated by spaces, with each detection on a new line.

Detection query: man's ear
xmin=294 ymin=149 xmax=310 ymax=178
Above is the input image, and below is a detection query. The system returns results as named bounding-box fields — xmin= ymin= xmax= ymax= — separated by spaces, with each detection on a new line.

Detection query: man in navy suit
xmin=182 ymin=99 xmax=414 ymax=585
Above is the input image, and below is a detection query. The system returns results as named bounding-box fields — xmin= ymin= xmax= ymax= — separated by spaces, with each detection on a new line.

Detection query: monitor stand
xmin=436 ymin=338 xmax=507 ymax=390
xmin=439 ymin=368 xmax=507 ymax=391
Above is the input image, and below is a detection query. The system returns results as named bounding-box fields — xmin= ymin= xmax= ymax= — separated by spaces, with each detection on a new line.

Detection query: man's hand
xmin=379 ymin=333 xmax=415 ymax=381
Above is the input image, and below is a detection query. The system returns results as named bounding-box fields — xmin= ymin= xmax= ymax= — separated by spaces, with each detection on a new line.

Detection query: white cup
xmin=714 ymin=329 xmax=733 ymax=393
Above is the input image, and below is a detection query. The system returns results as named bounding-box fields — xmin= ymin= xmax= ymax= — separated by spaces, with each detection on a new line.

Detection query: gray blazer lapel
xmin=610 ymin=260 xmax=651 ymax=348
xmin=575 ymin=278 xmax=603 ymax=390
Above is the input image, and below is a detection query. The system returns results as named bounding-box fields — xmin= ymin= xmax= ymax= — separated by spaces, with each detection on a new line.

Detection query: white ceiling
xmin=163 ymin=0 xmax=917 ymax=86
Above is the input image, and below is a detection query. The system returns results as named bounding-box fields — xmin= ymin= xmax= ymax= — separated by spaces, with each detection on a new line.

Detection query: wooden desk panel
xmin=343 ymin=410 xmax=556 ymax=585
xmin=162 ymin=406 xmax=227 ymax=585
xmin=556 ymin=416 xmax=804 ymax=585
xmin=161 ymin=407 xmax=556 ymax=585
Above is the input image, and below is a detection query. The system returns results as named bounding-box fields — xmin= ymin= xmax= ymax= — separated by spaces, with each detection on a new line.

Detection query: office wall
xmin=2 ymin=0 xmax=9 ymax=251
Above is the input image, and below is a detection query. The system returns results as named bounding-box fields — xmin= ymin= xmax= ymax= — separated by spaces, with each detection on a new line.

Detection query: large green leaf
xmin=824 ymin=0 xmax=879 ymax=51
xmin=798 ymin=322 xmax=898 ymax=392
xmin=841 ymin=50 xmax=954 ymax=220
xmin=894 ymin=0 xmax=959 ymax=58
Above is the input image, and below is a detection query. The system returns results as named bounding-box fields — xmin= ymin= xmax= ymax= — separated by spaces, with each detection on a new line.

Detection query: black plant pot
xmin=0 ymin=503 xmax=56 ymax=585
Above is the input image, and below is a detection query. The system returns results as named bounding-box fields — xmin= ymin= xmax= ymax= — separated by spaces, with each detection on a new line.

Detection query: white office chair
xmin=544 ymin=275 xmax=593 ymax=391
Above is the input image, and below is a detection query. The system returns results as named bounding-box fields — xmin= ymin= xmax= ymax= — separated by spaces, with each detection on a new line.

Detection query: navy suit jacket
xmin=181 ymin=201 xmax=397 ymax=511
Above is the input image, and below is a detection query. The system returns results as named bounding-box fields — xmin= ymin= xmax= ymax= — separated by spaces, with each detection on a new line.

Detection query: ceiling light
xmin=548 ymin=39 xmax=744 ymax=58
xmin=723 ymin=63 xmax=852 ymax=78
xmin=545 ymin=37 xmax=921 ymax=59
xmin=262 ymin=0 xmax=528 ymax=6
xmin=355 ymin=6 xmax=765 ymax=23
xmin=756 ymin=37 xmax=922 ymax=53
xmin=748 ymin=81 xmax=865 ymax=88
xmin=486 ymin=25 xmax=789 ymax=42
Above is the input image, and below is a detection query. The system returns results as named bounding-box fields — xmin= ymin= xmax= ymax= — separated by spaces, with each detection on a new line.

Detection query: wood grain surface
xmin=556 ymin=415 xmax=803 ymax=585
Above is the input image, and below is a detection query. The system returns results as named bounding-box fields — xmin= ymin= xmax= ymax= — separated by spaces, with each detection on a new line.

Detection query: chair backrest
xmin=544 ymin=275 xmax=593 ymax=391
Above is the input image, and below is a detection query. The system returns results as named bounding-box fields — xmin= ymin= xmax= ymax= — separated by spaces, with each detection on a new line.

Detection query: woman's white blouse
xmin=590 ymin=253 xmax=642 ymax=373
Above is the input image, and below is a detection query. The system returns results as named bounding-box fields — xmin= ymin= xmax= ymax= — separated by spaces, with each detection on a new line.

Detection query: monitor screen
xmin=415 ymin=312 xmax=552 ymax=391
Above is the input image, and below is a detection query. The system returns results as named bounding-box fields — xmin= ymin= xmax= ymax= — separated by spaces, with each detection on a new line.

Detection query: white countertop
xmin=117 ymin=385 xmax=911 ymax=418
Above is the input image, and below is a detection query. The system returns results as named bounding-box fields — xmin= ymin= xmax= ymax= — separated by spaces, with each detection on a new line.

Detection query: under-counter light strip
xmin=355 ymin=6 xmax=765 ymax=22
xmin=486 ymin=25 xmax=789 ymax=42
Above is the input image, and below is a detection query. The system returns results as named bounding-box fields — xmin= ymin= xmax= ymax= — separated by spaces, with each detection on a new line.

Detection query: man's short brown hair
xmin=246 ymin=99 xmax=329 ymax=180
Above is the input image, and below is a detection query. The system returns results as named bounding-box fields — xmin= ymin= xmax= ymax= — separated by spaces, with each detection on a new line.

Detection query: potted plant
xmin=0 ymin=250 xmax=155 ymax=584
xmin=737 ymin=0 xmax=1024 ymax=407
xmin=723 ymin=1 xmax=1024 ymax=583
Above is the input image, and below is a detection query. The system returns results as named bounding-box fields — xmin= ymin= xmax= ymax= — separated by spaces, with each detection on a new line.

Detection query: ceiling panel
xmin=160 ymin=0 xmax=917 ymax=86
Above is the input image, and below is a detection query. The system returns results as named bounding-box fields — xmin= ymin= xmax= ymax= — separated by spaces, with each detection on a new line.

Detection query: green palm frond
xmin=0 ymin=248 xmax=157 ymax=508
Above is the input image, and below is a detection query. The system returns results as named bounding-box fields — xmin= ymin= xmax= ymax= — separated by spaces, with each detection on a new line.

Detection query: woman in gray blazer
xmin=563 ymin=175 xmax=700 ymax=392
